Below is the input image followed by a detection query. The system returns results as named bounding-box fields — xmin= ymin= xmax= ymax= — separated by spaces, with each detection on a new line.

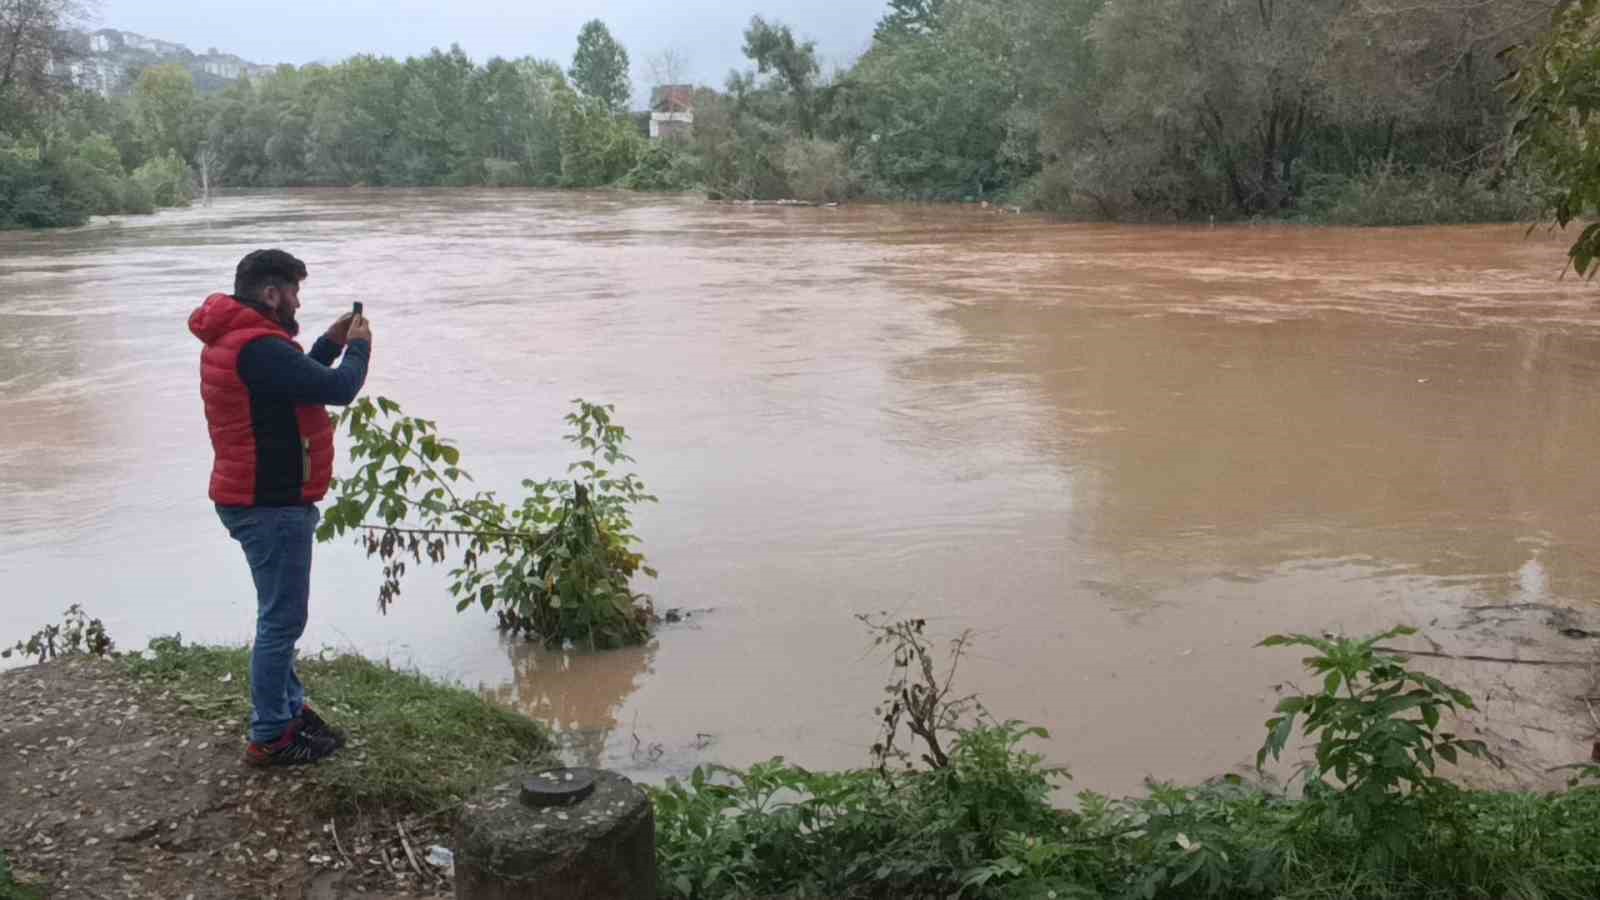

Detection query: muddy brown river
xmin=2 ymin=190 xmax=1597 ymax=794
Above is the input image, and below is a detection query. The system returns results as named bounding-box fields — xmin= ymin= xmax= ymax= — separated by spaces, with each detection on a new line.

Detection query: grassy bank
xmin=121 ymin=636 xmax=553 ymax=815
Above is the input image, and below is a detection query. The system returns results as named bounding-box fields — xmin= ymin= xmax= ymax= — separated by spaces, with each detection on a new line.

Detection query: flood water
xmin=3 ymin=190 xmax=1598 ymax=795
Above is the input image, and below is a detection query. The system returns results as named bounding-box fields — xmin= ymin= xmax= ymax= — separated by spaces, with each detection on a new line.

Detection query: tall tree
xmin=393 ymin=45 xmax=482 ymax=184
xmin=874 ymin=0 xmax=948 ymax=41
xmin=569 ymin=19 xmax=631 ymax=112
xmin=133 ymin=64 xmax=200 ymax=161
xmin=742 ymin=16 xmax=820 ymax=135
xmin=0 ymin=0 xmax=86 ymax=128
xmin=476 ymin=56 xmax=566 ymax=182
xmin=555 ymin=89 xmax=641 ymax=186
xmin=307 ymin=55 xmax=405 ymax=184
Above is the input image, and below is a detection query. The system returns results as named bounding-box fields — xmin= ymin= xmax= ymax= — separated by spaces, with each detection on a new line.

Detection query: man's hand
xmin=347 ymin=314 xmax=372 ymax=344
xmin=325 ymin=312 xmax=356 ymax=346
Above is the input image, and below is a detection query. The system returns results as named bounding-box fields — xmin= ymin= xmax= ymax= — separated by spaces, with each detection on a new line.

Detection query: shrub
xmin=59 ymin=157 xmax=123 ymax=216
xmin=781 ymin=138 xmax=853 ymax=203
xmin=1014 ymin=162 xmax=1079 ymax=215
xmin=1297 ymin=162 xmax=1538 ymax=226
xmin=2 ymin=605 xmax=113 ymax=662
xmin=556 ymin=92 xmax=643 ymax=187
xmin=118 ymin=176 xmax=155 ymax=215
xmin=131 ymin=151 xmax=194 ymax=208
xmin=620 ymin=141 xmax=699 ymax=192
xmin=482 ymin=157 xmax=526 ymax=187
xmin=0 ymin=150 xmax=83 ymax=229
xmin=318 ymin=397 xmax=658 ymax=649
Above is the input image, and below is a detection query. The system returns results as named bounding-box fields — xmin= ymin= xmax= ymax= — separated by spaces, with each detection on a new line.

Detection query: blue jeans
xmin=217 ymin=504 xmax=319 ymax=744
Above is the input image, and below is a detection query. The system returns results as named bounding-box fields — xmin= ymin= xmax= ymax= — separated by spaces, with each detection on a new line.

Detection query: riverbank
xmin=2 ymin=180 xmax=1543 ymax=235
xmin=0 ymin=644 xmax=552 ymax=899
xmin=646 ymin=614 xmax=1600 ymax=899
xmin=4 ymin=610 xmax=1600 ymax=898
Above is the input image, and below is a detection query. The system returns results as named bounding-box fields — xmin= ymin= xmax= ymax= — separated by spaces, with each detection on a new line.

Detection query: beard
xmin=275 ymin=307 xmax=300 ymax=336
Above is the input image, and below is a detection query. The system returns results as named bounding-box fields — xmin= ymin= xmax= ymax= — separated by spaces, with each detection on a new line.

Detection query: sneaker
xmin=243 ymin=720 xmax=338 ymax=767
xmin=299 ymin=704 xmax=348 ymax=748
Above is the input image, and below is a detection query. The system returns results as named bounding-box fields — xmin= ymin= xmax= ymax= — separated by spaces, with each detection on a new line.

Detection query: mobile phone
xmin=352 ymin=301 xmax=363 ymax=316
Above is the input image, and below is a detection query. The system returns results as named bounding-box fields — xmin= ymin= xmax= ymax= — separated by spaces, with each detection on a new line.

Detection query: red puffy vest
xmin=190 ymin=293 xmax=335 ymax=507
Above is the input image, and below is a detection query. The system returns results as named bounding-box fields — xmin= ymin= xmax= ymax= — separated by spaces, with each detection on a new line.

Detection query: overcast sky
xmin=95 ymin=1 xmax=885 ymax=92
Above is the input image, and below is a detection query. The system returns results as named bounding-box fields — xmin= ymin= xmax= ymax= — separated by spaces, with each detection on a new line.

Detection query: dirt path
xmin=0 ymin=658 xmax=449 ymax=900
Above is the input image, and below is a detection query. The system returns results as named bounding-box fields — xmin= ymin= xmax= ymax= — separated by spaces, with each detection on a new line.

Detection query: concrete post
xmin=455 ymin=768 xmax=656 ymax=900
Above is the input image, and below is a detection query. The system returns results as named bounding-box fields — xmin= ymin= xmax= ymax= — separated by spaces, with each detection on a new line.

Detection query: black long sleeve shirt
xmin=236 ymin=335 xmax=371 ymax=406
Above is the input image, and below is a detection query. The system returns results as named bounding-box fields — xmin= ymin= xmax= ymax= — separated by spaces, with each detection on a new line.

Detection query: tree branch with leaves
xmin=317 ymin=397 xmax=658 ymax=649
xmin=1505 ymin=0 xmax=1600 ymax=277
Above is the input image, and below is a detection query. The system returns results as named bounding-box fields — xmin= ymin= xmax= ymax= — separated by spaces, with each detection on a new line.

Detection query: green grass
xmin=0 ymin=850 xmax=42 ymax=900
xmin=122 ymin=636 xmax=554 ymax=815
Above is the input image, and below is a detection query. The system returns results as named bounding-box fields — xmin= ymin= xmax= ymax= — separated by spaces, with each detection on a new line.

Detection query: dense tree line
xmin=2 ymin=0 xmax=186 ymax=227
xmin=1 ymin=1 xmax=1591 ymax=229
xmin=806 ymin=0 xmax=1562 ymax=220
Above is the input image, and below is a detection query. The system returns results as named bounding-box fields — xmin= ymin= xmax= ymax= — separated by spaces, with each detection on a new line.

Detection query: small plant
xmin=860 ymin=613 xmax=981 ymax=774
xmin=318 ymin=397 xmax=657 ymax=649
xmin=653 ymin=616 xmax=1072 ymax=899
xmin=1257 ymin=626 xmax=1501 ymax=850
xmin=652 ymin=720 xmax=1072 ymax=900
xmin=2 ymin=604 xmax=115 ymax=663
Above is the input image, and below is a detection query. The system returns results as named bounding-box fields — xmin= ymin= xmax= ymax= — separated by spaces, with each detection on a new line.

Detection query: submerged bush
xmin=1297 ymin=163 xmax=1538 ymax=226
xmin=781 ymin=138 xmax=853 ymax=203
xmin=318 ymin=397 xmax=658 ymax=649
xmin=131 ymin=151 xmax=193 ymax=208
xmin=482 ymin=157 xmax=526 ymax=187
xmin=0 ymin=148 xmax=84 ymax=229
xmin=620 ymin=142 xmax=700 ymax=192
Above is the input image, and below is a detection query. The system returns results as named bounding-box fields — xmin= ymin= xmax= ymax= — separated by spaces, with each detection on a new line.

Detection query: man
xmin=189 ymin=249 xmax=373 ymax=766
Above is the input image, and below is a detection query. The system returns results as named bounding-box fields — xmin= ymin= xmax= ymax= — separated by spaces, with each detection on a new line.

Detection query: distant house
xmin=650 ymin=85 xmax=694 ymax=141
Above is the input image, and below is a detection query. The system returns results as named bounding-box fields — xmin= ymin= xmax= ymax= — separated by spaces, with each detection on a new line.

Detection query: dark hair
xmin=234 ymin=249 xmax=307 ymax=301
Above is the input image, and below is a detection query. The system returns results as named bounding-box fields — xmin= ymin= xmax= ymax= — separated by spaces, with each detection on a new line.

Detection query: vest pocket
xmin=301 ymin=438 xmax=311 ymax=484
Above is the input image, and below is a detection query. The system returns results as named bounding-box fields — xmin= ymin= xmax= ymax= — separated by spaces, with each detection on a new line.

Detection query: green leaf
xmin=1422 ymin=703 xmax=1440 ymax=730
xmin=1172 ymin=849 xmax=1207 ymax=886
xmin=1259 ymin=714 xmax=1295 ymax=766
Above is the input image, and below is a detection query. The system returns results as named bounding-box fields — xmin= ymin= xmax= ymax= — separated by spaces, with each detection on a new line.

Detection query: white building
xmin=649 ymin=85 xmax=695 ymax=141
